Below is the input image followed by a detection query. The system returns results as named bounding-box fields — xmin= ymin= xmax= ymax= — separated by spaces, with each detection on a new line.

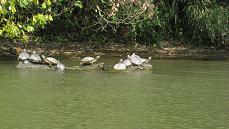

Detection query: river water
xmin=0 ymin=56 xmax=229 ymax=129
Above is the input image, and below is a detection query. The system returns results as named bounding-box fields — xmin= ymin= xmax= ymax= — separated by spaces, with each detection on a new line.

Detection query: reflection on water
xmin=0 ymin=57 xmax=229 ymax=129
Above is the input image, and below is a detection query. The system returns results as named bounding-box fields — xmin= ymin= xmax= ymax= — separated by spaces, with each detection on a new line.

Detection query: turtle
xmin=56 ymin=62 xmax=65 ymax=71
xmin=23 ymin=60 xmax=31 ymax=64
xmin=123 ymin=55 xmax=132 ymax=67
xmin=141 ymin=56 xmax=152 ymax=64
xmin=17 ymin=49 xmax=30 ymax=64
xmin=80 ymin=55 xmax=100 ymax=66
xmin=29 ymin=51 xmax=42 ymax=63
xmin=132 ymin=53 xmax=141 ymax=59
xmin=129 ymin=53 xmax=142 ymax=66
xmin=42 ymin=55 xmax=59 ymax=67
xmin=113 ymin=59 xmax=127 ymax=70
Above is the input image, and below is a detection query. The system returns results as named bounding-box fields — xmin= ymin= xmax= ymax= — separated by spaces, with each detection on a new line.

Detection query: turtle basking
xmin=56 ymin=62 xmax=65 ymax=71
xmin=80 ymin=55 xmax=100 ymax=66
xmin=129 ymin=53 xmax=142 ymax=66
xmin=123 ymin=55 xmax=132 ymax=67
xmin=17 ymin=49 xmax=30 ymax=64
xmin=42 ymin=55 xmax=59 ymax=67
xmin=29 ymin=51 xmax=42 ymax=63
xmin=113 ymin=59 xmax=126 ymax=70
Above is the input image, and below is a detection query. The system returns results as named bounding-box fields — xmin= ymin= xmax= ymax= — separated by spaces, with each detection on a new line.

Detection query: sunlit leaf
xmin=74 ymin=1 xmax=82 ymax=8
xmin=48 ymin=15 xmax=53 ymax=21
xmin=11 ymin=5 xmax=16 ymax=14
xmin=26 ymin=26 xmax=35 ymax=32
xmin=0 ymin=5 xmax=3 ymax=14
xmin=22 ymin=34 xmax=29 ymax=42
xmin=1 ymin=0 xmax=6 ymax=4
xmin=33 ymin=0 xmax=39 ymax=5
xmin=47 ymin=0 xmax=52 ymax=6
xmin=0 ymin=29 xmax=2 ymax=36
xmin=42 ymin=2 xmax=47 ymax=9
xmin=19 ymin=0 xmax=29 ymax=8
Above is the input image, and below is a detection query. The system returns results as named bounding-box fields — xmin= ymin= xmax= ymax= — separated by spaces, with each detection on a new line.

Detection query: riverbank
xmin=1 ymin=40 xmax=229 ymax=60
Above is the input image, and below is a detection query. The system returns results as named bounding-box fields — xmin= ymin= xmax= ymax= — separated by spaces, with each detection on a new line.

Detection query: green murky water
xmin=0 ymin=56 xmax=229 ymax=129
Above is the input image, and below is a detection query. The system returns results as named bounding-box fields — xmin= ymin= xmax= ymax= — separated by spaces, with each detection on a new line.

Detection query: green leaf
xmin=48 ymin=15 xmax=53 ymax=21
xmin=0 ymin=5 xmax=3 ymax=14
xmin=19 ymin=0 xmax=29 ymax=8
xmin=33 ymin=0 xmax=39 ymax=5
xmin=74 ymin=1 xmax=82 ymax=8
xmin=32 ymin=16 xmax=37 ymax=25
xmin=44 ymin=14 xmax=49 ymax=20
xmin=22 ymin=34 xmax=29 ymax=42
xmin=42 ymin=2 xmax=47 ymax=9
xmin=47 ymin=0 xmax=51 ymax=6
xmin=26 ymin=26 xmax=35 ymax=32
xmin=1 ymin=0 xmax=6 ymax=4
xmin=11 ymin=5 xmax=16 ymax=14
xmin=0 ymin=29 xmax=2 ymax=36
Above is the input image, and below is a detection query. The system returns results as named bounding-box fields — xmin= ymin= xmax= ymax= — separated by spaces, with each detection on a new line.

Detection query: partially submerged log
xmin=16 ymin=62 xmax=55 ymax=70
xmin=127 ymin=66 xmax=144 ymax=71
xmin=16 ymin=62 xmax=151 ymax=71
xmin=126 ymin=63 xmax=152 ymax=71
xmin=16 ymin=62 xmax=104 ymax=71
xmin=66 ymin=63 xmax=104 ymax=71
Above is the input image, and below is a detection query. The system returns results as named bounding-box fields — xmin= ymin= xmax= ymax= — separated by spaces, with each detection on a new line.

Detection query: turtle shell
xmin=81 ymin=57 xmax=95 ymax=63
xmin=29 ymin=52 xmax=42 ymax=63
xmin=46 ymin=57 xmax=59 ymax=65
xmin=113 ymin=59 xmax=126 ymax=70
xmin=129 ymin=54 xmax=142 ymax=66
xmin=18 ymin=51 xmax=30 ymax=61
xmin=56 ymin=63 xmax=65 ymax=71
xmin=123 ymin=59 xmax=132 ymax=67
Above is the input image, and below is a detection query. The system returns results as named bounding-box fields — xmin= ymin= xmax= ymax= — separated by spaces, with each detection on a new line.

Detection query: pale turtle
xmin=29 ymin=51 xmax=42 ymax=63
xmin=132 ymin=53 xmax=141 ymax=59
xmin=42 ymin=55 xmax=59 ymax=66
xmin=129 ymin=53 xmax=142 ymax=66
xmin=56 ymin=62 xmax=65 ymax=71
xmin=113 ymin=59 xmax=127 ymax=70
xmin=17 ymin=49 xmax=30 ymax=64
xmin=80 ymin=55 xmax=100 ymax=66
xmin=23 ymin=60 xmax=31 ymax=64
xmin=123 ymin=55 xmax=132 ymax=67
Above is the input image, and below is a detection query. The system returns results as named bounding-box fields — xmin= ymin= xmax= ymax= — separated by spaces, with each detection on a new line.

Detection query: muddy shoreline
xmin=1 ymin=41 xmax=229 ymax=60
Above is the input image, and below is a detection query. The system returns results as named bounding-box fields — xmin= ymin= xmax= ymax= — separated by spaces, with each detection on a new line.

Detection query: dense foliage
xmin=0 ymin=0 xmax=81 ymax=42
xmin=0 ymin=0 xmax=228 ymax=46
xmin=0 ymin=0 xmax=54 ymax=41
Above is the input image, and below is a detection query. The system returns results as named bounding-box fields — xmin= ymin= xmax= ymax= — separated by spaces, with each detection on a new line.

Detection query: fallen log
xmin=66 ymin=63 xmax=104 ymax=71
xmin=16 ymin=62 xmax=55 ymax=70
xmin=126 ymin=63 xmax=153 ymax=71
xmin=16 ymin=62 xmax=104 ymax=71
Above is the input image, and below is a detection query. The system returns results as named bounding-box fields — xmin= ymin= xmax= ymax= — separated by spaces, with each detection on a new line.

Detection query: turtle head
xmin=127 ymin=55 xmax=130 ymax=58
xmin=148 ymin=56 xmax=152 ymax=60
xmin=41 ymin=55 xmax=46 ymax=59
xmin=96 ymin=55 xmax=100 ymax=59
